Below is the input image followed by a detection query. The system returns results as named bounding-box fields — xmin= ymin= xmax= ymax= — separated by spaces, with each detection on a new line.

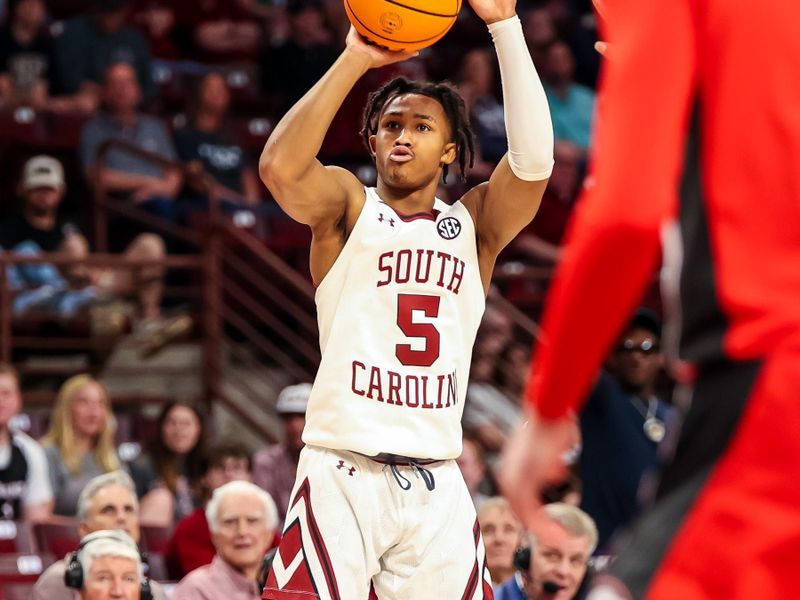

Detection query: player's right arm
xmin=259 ymin=30 xmax=415 ymax=269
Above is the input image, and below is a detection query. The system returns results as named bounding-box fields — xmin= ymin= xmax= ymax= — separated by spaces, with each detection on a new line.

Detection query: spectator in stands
xmin=0 ymin=0 xmax=54 ymax=109
xmin=167 ymin=440 xmax=254 ymax=578
xmin=1 ymin=156 xmax=101 ymax=322
xmin=260 ymin=0 xmax=338 ymax=114
xmin=130 ymin=0 xmax=182 ymax=61
xmin=175 ymin=72 xmax=261 ymax=212
xmin=51 ymin=0 xmax=154 ymax=113
xmin=252 ymin=383 xmax=309 ymax=523
xmin=0 ymin=363 xmax=52 ymax=521
xmin=540 ymin=40 xmax=595 ymax=151
xmin=495 ymin=503 xmax=597 ymax=600
xmin=456 ymin=436 xmax=493 ymax=508
xmin=578 ymin=308 xmax=675 ymax=553
xmin=506 ymin=139 xmax=584 ymax=266
xmin=463 ymin=305 xmax=522 ymax=454
xmin=64 ymin=530 xmax=146 ymax=600
xmin=522 ymin=7 xmax=557 ymax=66
xmin=171 ymin=480 xmax=278 ymax=600
xmin=130 ymin=400 xmax=206 ymax=526
xmin=457 ymin=48 xmax=506 ymax=167
xmin=40 ymin=374 xmax=122 ymax=517
xmin=0 ymin=155 xmax=169 ymax=329
xmin=478 ymin=496 xmax=523 ymax=587
xmin=33 ymin=470 xmax=168 ymax=600
xmin=177 ymin=0 xmax=262 ymax=64
xmin=80 ymin=62 xmax=182 ymax=235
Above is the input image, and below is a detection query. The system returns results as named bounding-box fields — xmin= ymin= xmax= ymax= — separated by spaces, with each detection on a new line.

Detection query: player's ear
xmin=368 ymin=134 xmax=377 ymax=158
xmin=441 ymin=142 xmax=457 ymax=166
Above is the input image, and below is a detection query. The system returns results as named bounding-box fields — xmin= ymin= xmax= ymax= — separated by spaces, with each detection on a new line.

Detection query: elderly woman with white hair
xmin=172 ymin=480 xmax=279 ymax=600
xmin=64 ymin=529 xmax=151 ymax=600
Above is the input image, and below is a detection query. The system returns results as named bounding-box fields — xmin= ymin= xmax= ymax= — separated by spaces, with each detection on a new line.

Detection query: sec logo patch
xmin=437 ymin=217 xmax=461 ymax=240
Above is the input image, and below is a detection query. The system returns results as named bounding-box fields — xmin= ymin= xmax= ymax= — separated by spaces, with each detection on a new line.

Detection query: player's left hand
xmin=498 ymin=409 xmax=577 ymax=530
xmin=467 ymin=0 xmax=517 ymax=25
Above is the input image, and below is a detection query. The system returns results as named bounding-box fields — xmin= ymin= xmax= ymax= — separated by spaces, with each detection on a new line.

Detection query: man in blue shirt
xmin=578 ymin=309 xmax=675 ymax=553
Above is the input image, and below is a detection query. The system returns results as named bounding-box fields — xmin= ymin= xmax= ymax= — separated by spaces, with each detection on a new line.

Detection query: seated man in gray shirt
xmin=80 ymin=61 xmax=182 ymax=249
xmin=32 ymin=470 xmax=167 ymax=600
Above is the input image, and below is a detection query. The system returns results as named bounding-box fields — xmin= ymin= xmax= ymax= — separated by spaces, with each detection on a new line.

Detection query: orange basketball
xmin=344 ymin=0 xmax=462 ymax=52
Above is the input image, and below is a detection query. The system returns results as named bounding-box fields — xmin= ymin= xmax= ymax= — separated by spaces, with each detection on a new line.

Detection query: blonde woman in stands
xmin=40 ymin=374 xmax=122 ymax=517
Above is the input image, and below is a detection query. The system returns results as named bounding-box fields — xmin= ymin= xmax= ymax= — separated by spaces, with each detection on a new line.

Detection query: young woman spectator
xmin=174 ymin=71 xmax=261 ymax=212
xmin=130 ymin=401 xmax=206 ymax=526
xmin=40 ymin=374 xmax=122 ymax=517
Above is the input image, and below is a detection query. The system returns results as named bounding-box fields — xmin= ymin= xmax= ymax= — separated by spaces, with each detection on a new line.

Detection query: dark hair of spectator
xmin=149 ymin=400 xmax=207 ymax=495
xmin=360 ymin=77 xmax=476 ymax=183
xmin=184 ymin=71 xmax=234 ymax=143
xmin=200 ymin=440 xmax=252 ymax=475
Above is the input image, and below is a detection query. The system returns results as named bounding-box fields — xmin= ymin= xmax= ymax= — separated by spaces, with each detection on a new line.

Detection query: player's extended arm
xmin=259 ymin=29 xmax=416 ymax=228
xmin=528 ymin=0 xmax=697 ymax=420
xmin=463 ymin=0 xmax=554 ymax=262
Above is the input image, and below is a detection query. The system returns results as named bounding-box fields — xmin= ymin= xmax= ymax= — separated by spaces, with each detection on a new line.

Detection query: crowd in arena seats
xmin=0 ymin=0 xmax=681 ymax=597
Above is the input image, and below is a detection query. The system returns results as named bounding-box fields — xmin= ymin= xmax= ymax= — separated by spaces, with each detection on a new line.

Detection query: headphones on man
xmin=64 ymin=532 xmax=153 ymax=600
xmin=513 ymin=545 xmax=531 ymax=571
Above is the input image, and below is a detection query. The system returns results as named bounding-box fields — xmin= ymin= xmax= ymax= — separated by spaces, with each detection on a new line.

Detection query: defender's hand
xmin=498 ymin=409 xmax=577 ymax=531
xmin=344 ymin=26 xmax=418 ymax=69
xmin=467 ymin=0 xmax=516 ymax=25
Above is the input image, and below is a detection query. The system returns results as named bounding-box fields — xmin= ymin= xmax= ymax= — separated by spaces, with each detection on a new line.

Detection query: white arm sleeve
xmin=489 ymin=15 xmax=554 ymax=181
xmin=15 ymin=433 xmax=54 ymax=506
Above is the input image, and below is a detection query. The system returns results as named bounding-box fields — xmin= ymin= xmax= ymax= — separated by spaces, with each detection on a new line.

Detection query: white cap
xmin=22 ymin=155 xmax=65 ymax=190
xmin=276 ymin=383 xmax=311 ymax=415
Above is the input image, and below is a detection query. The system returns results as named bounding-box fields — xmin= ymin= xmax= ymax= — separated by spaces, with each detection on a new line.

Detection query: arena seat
xmin=0 ymin=522 xmax=36 ymax=555
xmin=0 ymin=553 xmax=55 ymax=585
xmin=32 ymin=522 xmax=80 ymax=558
xmin=140 ymin=525 xmax=173 ymax=555
xmin=1 ymin=582 xmax=35 ymax=600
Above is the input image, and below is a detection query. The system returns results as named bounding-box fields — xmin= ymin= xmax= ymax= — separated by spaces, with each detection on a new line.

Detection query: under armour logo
xmin=336 ymin=460 xmax=356 ymax=476
xmin=378 ymin=213 xmax=396 ymax=227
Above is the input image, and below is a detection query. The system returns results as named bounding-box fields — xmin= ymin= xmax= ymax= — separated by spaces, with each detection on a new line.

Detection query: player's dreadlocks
xmin=360 ymin=77 xmax=475 ymax=183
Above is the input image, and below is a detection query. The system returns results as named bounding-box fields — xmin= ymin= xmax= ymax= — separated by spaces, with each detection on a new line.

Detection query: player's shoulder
xmin=325 ymin=165 xmax=364 ymax=193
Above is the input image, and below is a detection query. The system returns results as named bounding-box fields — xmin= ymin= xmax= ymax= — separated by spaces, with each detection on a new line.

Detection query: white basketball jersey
xmin=302 ymin=187 xmax=486 ymax=459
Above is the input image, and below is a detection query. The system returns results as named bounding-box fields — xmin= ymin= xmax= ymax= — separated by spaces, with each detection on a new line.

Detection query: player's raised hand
xmin=345 ymin=26 xmax=418 ymax=69
xmin=467 ymin=0 xmax=517 ymax=24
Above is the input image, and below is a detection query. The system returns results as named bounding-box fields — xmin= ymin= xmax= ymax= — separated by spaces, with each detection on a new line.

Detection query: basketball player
xmin=258 ymin=0 xmax=553 ymax=597
xmin=500 ymin=0 xmax=800 ymax=599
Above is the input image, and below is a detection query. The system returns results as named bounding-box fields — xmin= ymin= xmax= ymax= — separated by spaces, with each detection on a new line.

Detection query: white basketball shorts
xmin=262 ymin=445 xmax=494 ymax=599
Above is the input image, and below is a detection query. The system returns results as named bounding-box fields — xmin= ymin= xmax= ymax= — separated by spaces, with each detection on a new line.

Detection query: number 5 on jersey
xmin=396 ymin=294 xmax=441 ymax=367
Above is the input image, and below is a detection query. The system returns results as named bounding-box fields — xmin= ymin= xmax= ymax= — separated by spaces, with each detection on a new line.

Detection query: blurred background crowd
xmin=0 ymin=0 xmax=674 ymax=598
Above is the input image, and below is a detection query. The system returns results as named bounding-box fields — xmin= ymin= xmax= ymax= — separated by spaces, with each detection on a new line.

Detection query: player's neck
xmin=375 ymin=179 xmax=439 ymax=214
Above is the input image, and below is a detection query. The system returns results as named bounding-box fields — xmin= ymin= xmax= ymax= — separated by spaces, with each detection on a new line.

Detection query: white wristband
xmin=489 ymin=15 xmax=554 ymax=181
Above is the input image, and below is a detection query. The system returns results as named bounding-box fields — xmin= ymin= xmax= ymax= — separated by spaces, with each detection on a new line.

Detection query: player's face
xmin=370 ymin=94 xmax=456 ymax=190
xmin=479 ymin=506 xmax=521 ymax=575
xmin=527 ymin=521 xmax=590 ymax=600
xmin=212 ymin=492 xmax=273 ymax=572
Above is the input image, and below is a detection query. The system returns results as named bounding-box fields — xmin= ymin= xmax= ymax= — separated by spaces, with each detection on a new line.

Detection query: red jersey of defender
xmin=528 ymin=0 xmax=800 ymax=419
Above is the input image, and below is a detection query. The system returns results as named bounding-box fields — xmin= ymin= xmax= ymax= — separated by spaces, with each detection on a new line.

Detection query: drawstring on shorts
xmin=385 ymin=456 xmax=436 ymax=491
